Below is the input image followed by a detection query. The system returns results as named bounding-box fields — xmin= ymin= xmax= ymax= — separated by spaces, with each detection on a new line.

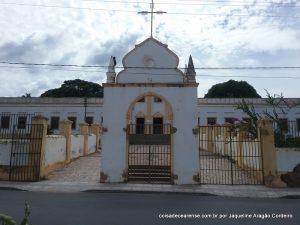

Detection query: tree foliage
xmin=40 ymin=79 xmax=104 ymax=98
xmin=236 ymin=90 xmax=296 ymax=137
xmin=21 ymin=93 xmax=31 ymax=98
xmin=204 ymin=80 xmax=261 ymax=98
xmin=0 ymin=203 xmax=31 ymax=225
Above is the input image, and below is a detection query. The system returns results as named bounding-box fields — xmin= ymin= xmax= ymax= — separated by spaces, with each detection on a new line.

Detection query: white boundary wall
xmin=276 ymin=148 xmax=300 ymax=172
xmin=0 ymin=140 xmax=12 ymax=165
xmin=44 ymin=135 xmax=66 ymax=166
xmin=71 ymin=135 xmax=84 ymax=158
xmin=87 ymin=134 xmax=96 ymax=154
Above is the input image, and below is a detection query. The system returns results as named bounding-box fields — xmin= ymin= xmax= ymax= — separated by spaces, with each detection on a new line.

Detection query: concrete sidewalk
xmin=1 ymin=180 xmax=300 ymax=198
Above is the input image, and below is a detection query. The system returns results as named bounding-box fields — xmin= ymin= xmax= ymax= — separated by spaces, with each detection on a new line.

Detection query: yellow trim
xmin=126 ymin=92 xmax=173 ymax=123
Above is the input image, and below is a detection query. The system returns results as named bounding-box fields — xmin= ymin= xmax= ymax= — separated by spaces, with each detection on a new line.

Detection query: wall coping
xmin=276 ymin=147 xmax=300 ymax=152
xmin=0 ymin=97 xmax=299 ymax=107
xmin=0 ymin=97 xmax=103 ymax=105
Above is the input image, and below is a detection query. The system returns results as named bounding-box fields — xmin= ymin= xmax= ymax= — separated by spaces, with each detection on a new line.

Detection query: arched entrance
xmin=125 ymin=92 xmax=173 ymax=183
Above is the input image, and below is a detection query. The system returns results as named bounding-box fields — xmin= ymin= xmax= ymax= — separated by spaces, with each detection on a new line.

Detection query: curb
xmin=0 ymin=186 xmax=27 ymax=192
xmin=82 ymin=189 xmax=218 ymax=196
xmin=280 ymin=195 xmax=300 ymax=199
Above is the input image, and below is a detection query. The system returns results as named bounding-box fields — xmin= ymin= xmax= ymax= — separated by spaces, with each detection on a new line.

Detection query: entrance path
xmin=47 ymin=152 xmax=100 ymax=183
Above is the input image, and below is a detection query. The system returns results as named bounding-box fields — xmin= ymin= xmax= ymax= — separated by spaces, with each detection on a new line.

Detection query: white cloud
xmin=0 ymin=0 xmax=299 ymax=97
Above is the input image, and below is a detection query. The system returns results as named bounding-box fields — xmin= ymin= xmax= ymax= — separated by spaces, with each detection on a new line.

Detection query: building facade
xmin=1 ymin=97 xmax=299 ymax=132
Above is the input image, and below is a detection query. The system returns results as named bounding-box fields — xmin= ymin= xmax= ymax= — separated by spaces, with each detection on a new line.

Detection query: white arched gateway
xmin=101 ymin=37 xmax=199 ymax=184
xmin=125 ymin=92 xmax=174 ymax=183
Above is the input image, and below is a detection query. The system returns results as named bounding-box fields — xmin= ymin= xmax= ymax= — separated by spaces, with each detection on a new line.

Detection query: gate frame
xmin=8 ymin=115 xmax=47 ymax=182
xmin=125 ymin=123 xmax=174 ymax=183
xmin=197 ymin=124 xmax=265 ymax=185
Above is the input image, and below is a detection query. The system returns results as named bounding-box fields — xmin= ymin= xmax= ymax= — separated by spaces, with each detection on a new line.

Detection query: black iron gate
xmin=127 ymin=124 xmax=172 ymax=183
xmin=198 ymin=125 xmax=264 ymax=185
xmin=9 ymin=124 xmax=44 ymax=181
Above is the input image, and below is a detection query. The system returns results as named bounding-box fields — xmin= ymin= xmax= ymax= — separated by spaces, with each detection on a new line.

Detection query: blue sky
xmin=0 ymin=0 xmax=299 ymax=97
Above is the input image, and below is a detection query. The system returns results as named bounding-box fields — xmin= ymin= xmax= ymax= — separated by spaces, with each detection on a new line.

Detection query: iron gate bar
xmin=9 ymin=124 xmax=43 ymax=182
xmin=127 ymin=124 xmax=172 ymax=184
xmin=198 ymin=125 xmax=264 ymax=185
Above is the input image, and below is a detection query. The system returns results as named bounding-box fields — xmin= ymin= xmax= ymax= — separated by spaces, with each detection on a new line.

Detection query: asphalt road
xmin=0 ymin=190 xmax=299 ymax=225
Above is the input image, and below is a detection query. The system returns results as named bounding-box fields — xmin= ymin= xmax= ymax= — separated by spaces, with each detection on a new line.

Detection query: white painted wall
xmin=117 ymin=38 xmax=184 ymax=83
xmin=0 ymin=98 xmax=103 ymax=134
xmin=276 ymin=148 xmax=300 ymax=172
xmin=1 ymin=98 xmax=299 ymax=130
xmin=102 ymin=86 xmax=199 ymax=184
xmin=197 ymin=99 xmax=300 ymax=125
xmin=71 ymin=135 xmax=84 ymax=158
xmin=44 ymin=135 xmax=66 ymax=166
xmin=87 ymin=134 xmax=96 ymax=154
xmin=0 ymin=140 xmax=11 ymax=165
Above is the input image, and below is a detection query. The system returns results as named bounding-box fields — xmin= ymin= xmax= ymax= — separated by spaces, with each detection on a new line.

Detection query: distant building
xmin=0 ymin=97 xmax=299 ymax=133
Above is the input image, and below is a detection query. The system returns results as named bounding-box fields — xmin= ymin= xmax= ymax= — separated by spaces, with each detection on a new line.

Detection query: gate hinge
xmin=193 ymin=173 xmax=200 ymax=183
xmin=192 ymin=127 xmax=200 ymax=135
xmin=171 ymin=127 xmax=177 ymax=134
xmin=122 ymin=170 xmax=128 ymax=180
xmin=172 ymin=173 xmax=178 ymax=180
xmin=100 ymin=172 xmax=108 ymax=183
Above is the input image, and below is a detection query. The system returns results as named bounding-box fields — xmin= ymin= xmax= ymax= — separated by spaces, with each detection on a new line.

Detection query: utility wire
xmin=83 ymin=0 xmax=300 ymax=7
xmin=1 ymin=65 xmax=300 ymax=79
xmin=0 ymin=2 xmax=300 ymax=18
xmin=1 ymin=61 xmax=300 ymax=70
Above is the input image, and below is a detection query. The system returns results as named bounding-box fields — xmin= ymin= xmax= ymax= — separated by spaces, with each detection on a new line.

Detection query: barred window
xmin=225 ymin=117 xmax=236 ymax=124
xmin=154 ymin=97 xmax=162 ymax=103
xmin=279 ymin=118 xmax=288 ymax=132
xmin=17 ymin=116 xmax=27 ymax=129
xmin=50 ymin=117 xmax=60 ymax=130
xmin=207 ymin=117 xmax=216 ymax=125
xmin=0 ymin=116 xmax=10 ymax=129
xmin=85 ymin=116 xmax=94 ymax=125
xmin=68 ymin=117 xmax=77 ymax=130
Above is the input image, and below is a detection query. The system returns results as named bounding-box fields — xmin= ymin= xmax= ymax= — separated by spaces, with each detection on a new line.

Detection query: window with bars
xmin=68 ymin=117 xmax=77 ymax=130
xmin=279 ymin=118 xmax=288 ymax=132
xmin=154 ymin=97 xmax=162 ymax=103
xmin=225 ymin=117 xmax=236 ymax=125
xmin=85 ymin=116 xmax=94 ymax=125
xmin=50 ymin=117 xmax=60 ymax=130
xmin=0 ymin=115 xmax=10 ymax=129
xmin=207 ymin=117 xmax=217 ymax=125
xmin=17 ymin=116 xmax=27 ymax=129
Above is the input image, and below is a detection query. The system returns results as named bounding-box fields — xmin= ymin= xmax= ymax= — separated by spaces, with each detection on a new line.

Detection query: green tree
xmin=204 ymin=80 xmax=261 ymax=98
xmin=236 ymin=90 xmax=296 ymax=139
xmin=21 ymin=93 xmax=31 ymax=98
xmin=40 ymin=79 xmax=104 ymax=98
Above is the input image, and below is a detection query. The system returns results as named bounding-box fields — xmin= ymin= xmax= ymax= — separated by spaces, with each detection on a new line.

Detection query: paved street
xmin=0 ymin=190 xmax=299 ymax=225
xmin=47 ymin=152 xmax=100 ymax=182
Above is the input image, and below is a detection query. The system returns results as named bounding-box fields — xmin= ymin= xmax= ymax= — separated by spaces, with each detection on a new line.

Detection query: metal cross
xmin=138 ymin=0 xmax=166 ymax=38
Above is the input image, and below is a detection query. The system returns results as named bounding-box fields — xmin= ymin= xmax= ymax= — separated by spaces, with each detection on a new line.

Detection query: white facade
xmin=198 ymin=98 xmax=300 ymax=125
xmin=1 ymin=98 xmax=300 ymax=129
xmin=0 ymin=97 xmax=103 ymax=133
xmin=101 ymin=37 xmax=199 ymax=184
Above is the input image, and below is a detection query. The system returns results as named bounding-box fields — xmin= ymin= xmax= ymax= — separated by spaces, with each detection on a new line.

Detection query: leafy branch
xmin=0 ymin=203 xmax=31 ymax=225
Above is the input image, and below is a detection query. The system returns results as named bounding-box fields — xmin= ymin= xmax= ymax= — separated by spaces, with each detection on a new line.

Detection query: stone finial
xmin=106 ymin=56 xmax=117 ymax=83
xmin=185 ymin=55 xmax=196 ymax=83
